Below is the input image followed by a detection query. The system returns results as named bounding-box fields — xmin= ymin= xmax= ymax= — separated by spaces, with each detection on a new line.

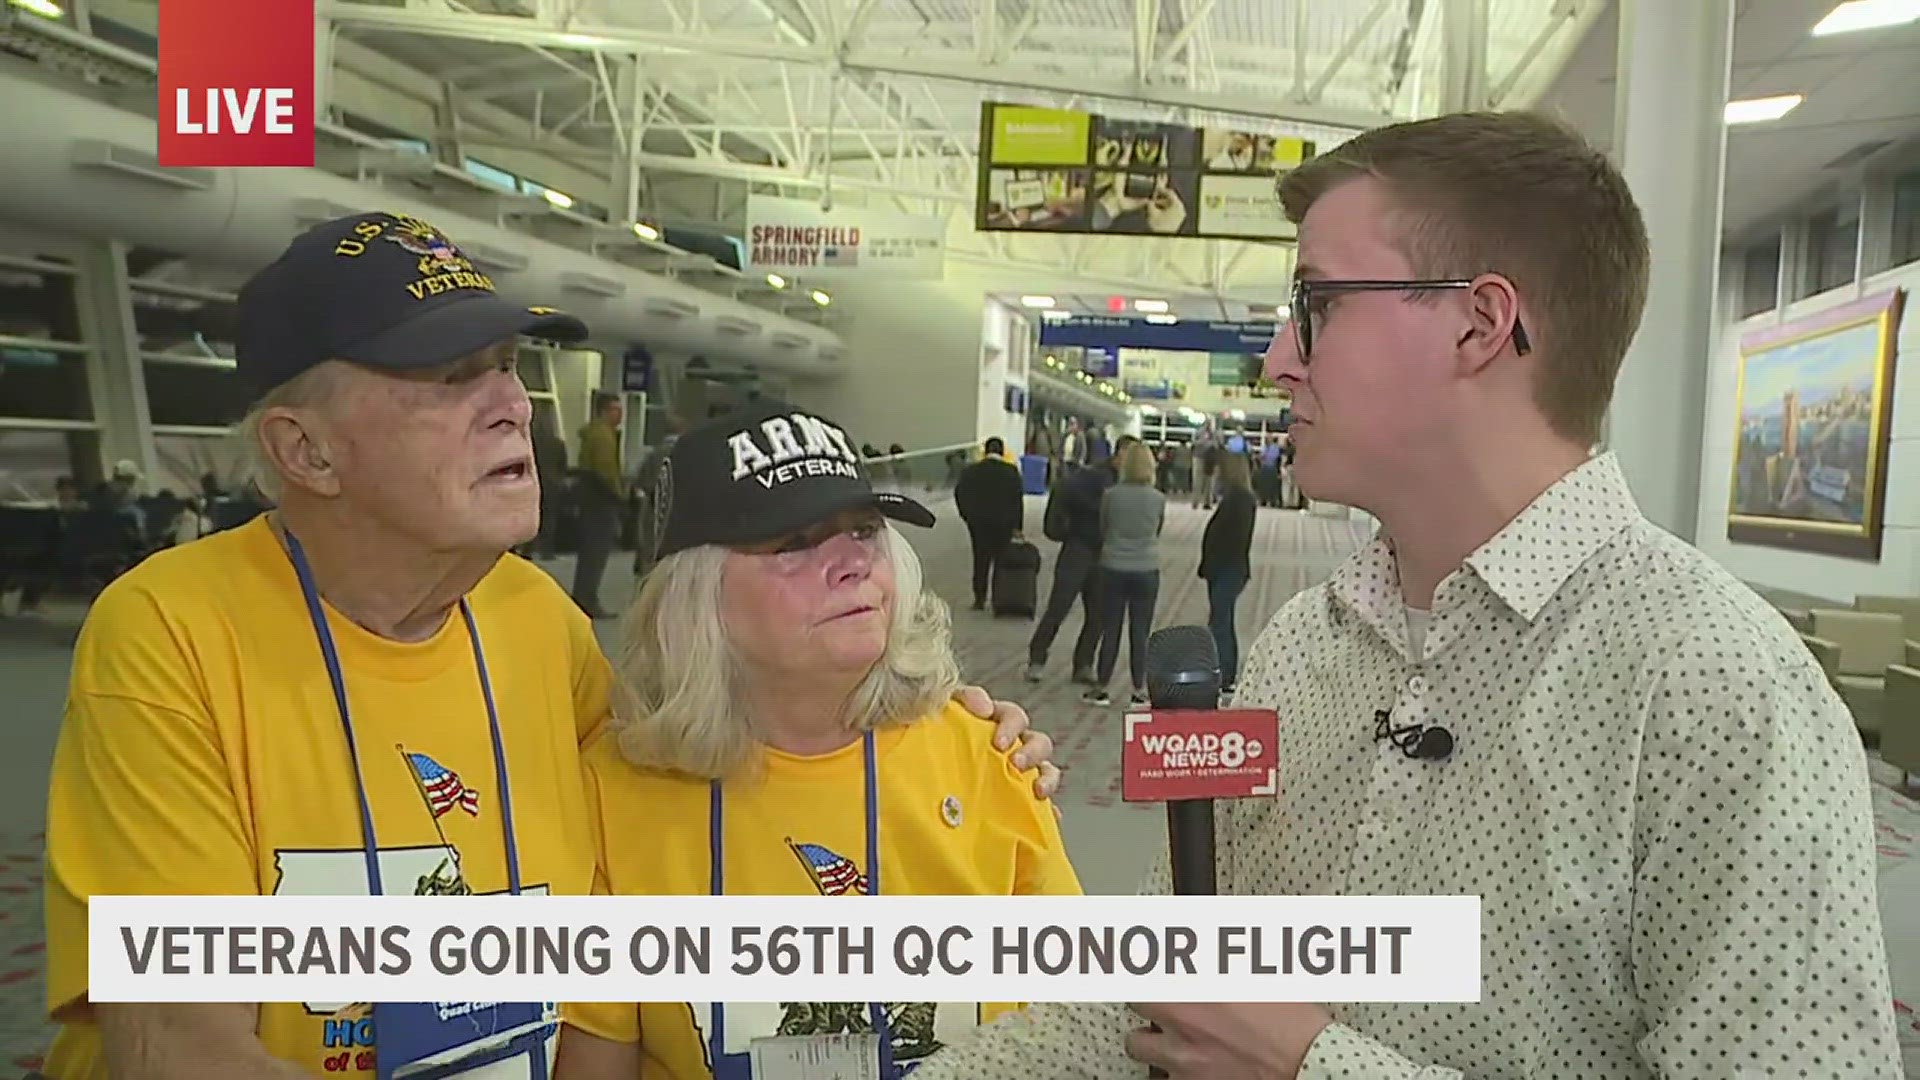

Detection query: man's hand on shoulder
xmin=953 ymin=686 xmax=1063 ymax=803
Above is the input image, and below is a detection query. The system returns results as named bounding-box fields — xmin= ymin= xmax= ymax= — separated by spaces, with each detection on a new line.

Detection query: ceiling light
xmin=1274 ymin=304 xmax=1291 ymax=320
xmin=1812 ymin=0 xmax=1920 ymax=35
xmin=766 ymin=273 xmax=788 ymax=289
xmin=631 ymin=221 xmax=661 ymax=242
xmin=1133 ymin=299 xmax=1170 ymax=313
xmin=1020 ymin=294 xmax=1056 ymax=308
xmin=8 ymin=0 xmax=61 ymax=17
xmin=810 ymin=290 xmax=831 ymax=306
xmin=1145 ymin=314 xmax=1178 ymax=325
xmin=540 ymin=188 xmax=575 ymax=209
xmin=1725 ymin=94 xmax=1803 ymax=125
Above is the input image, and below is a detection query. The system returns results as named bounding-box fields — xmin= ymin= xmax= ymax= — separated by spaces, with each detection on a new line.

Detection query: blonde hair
xmin=1216 ymin=451 xmax=1251 ymax=491
xmin=235 ymin=364 xmax=339 ymax=504
xmin=610 ymin=523 xmax=961 ymax=780
xmin=1276 ymin=111 xmax=1649 ymax=448
xmin=1116 ymin=441 xmax=1156 ymax=485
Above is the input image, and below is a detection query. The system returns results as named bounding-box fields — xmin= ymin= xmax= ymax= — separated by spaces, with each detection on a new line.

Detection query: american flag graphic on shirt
xmin=788 ymin=840 xmax=868 ymax=896
xmin=404 ymin=752 xmax=481 ymax=818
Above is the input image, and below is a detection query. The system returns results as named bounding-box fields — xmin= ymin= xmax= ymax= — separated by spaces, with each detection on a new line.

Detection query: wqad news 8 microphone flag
xmin=1143 ymin=624 xmax=1223 ymax=896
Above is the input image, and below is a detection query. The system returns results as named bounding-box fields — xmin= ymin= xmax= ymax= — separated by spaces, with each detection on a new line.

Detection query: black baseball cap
xmin=235 ymin=211 xmax=589 ymax=397
xmin=654 ymin=401 xmax=935 ymax=559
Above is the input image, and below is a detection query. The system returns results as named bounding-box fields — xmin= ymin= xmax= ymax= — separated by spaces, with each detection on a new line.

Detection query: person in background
xmin=572 ymin=390 xmax=625 ymax=618
xmin=40 ymin=213 xmax=1064 ymax=1080
xmin=1026 ymin=434 xmax=1139 ymax=685
xmin=1083 ymin=440 xmax=1163 ymax=707
xmin=1188 ymin=424 xmax=1216 ymax=508
xmin=954 ymin=436 xmax=1026 ymax=611
xmin=1198 ymin=453 xmax=1256 ymax=694
xmin=553 ymin=401 xmax=1081 ymax=1080
xmin=912 ymin=109 xmax=1896 ymax=1080
xmin=530 ymin=408 xmax=570 ymax=561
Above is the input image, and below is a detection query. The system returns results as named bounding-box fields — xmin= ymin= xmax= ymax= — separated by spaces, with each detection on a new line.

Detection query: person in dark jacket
xmin=1198 ymin=452 xmax=1257 ymax=692
xmin=1025 ymin=435 xmax=1138 ymax=683
xmin=953 ymin=437 xmax=1026 ymax=610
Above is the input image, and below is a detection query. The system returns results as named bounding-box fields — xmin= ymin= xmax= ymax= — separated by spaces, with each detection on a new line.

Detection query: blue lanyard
xmin=707 ymin=731 xmax=891 ymax=1077
xmin=283 ymin=525 xmax=523 ymax=897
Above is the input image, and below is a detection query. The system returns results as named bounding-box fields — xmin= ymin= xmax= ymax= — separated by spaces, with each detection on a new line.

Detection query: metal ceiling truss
xmin=304 ymin=0 xmax=1595 ymax=310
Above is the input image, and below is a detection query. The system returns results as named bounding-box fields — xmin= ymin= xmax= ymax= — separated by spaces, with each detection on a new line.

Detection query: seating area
xmin=0 ymin=496 xmax=264 ymax=612
xmin=1769 ymin=591 xmax=1920 ymax=784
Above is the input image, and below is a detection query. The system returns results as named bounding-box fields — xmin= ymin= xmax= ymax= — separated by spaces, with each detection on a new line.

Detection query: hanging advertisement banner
xmin=745 ymin=195 xmax=947 ymax=280
xmin=976 ymin=101 xmax=1316 ymax=243
xmin=1039 ymin=316 xmax=1279 ymax=354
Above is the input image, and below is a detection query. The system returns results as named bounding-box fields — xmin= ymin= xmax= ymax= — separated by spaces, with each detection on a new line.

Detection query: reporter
xmin=41 ymin=216 xmax=1060 ymax=1080
xmin=912 ymin=110 xmax=1897 ymax=1080
xmin=554 ymin=402 xmax=1083 ymax=1080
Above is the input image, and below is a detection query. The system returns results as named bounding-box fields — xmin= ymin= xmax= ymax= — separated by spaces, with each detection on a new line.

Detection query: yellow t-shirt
xmin=564 ymin=701 xmax=1081 ymax=1079
xmin=43 ymin=515 xmax=612 ymax=1079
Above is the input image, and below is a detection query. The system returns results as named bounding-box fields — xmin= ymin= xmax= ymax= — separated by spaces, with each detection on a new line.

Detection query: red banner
xmin=159 ymin=0 xmax=315 ymax=167
xmin=1120 ymin=708 xmax=1280 ymax=803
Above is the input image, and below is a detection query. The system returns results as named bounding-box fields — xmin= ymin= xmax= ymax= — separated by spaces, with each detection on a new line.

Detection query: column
xmin=1604 ymin=0 xmax=1734 ymax=541
xmin=1438 ymin=0 xmax=1490 ymax=112
xmin=73 ymin=238 xmax=158 ymax=483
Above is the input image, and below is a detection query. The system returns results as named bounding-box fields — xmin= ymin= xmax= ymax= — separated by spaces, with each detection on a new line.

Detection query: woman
xmin=556 ymin=401 xmax=1083 ymax=1080
xmin=1083 ymin=440 xmax=1164 ymax=707
xmin=1199 ymin=452 xmax=1256 ymax=694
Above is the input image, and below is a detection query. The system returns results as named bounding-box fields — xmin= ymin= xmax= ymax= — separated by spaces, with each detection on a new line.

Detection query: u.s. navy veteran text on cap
xmin=159 ymin=0 xmax=316 ymax=167
xmin=235 ymin=211 xmax=587 ymax=396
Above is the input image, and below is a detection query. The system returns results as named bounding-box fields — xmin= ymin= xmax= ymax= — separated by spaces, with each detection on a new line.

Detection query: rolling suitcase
xmin=992 ymin=539 xmax=1042 ymax=617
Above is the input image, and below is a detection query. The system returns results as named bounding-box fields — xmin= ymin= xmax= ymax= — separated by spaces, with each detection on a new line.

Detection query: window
xmin=133 ymin=280 xmax=245 ymax=430
xmin=0 ymin=254 xmax=92 ymax=423
xmin=1738 ymin=234 xmax=1781 ymax=318
xmin=1801 ymin=201 xmax=1859 ymax=297
xmin=463 ymin=157 xmax=521 ymax=193
xmin=1892 ymin=169 xmax=1920 ymax=269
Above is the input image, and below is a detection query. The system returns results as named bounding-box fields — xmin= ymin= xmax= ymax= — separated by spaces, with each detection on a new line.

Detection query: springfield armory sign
xmin=745 ymin=195 xmax=946 ymax=280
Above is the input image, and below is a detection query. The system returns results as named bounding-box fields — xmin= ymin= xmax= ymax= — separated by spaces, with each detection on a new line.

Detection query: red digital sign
xmin=1121 ymin=709 xmax=1279 ymax=803
xmin=159 ymin=0 xmax=315 ymax=167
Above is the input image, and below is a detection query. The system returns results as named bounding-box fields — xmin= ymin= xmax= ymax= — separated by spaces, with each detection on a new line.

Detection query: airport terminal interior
xmin=1 ymin=0 xmax=1919 ymax=1074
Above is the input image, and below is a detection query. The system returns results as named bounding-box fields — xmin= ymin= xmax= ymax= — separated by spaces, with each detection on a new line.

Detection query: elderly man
xmin=912 ymin=111 xmax=1897 ymax=1078
xmin=40 ymin=211 xmax=1061 ymax=1080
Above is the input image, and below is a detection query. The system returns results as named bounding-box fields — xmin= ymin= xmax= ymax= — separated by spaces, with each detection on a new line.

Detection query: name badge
xmin=373 ymin=1000 xmax=556 ymax=1079
xmin=748 ymin=1034 xmax=884 ymax=1080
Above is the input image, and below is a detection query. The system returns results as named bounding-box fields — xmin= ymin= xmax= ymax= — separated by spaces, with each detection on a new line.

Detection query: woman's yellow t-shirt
xmin=565 ymin=701 xmax=1082 ymax=1078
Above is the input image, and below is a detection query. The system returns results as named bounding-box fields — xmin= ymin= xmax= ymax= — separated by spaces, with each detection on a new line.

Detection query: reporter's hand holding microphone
xmin=1115 ymin=626 xmax=1330 ymax=1078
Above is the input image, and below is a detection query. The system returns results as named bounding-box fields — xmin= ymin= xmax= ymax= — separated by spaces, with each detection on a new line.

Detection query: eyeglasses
xmin=1287 ymin=278 xmax=1532 ymax=363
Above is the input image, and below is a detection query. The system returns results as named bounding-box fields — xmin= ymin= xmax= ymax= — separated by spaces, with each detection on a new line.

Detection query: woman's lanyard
xmin=282 ymin=526 xmax=523 ymax=897
xmin=707 ymin=731 xmax=893 ymax=1077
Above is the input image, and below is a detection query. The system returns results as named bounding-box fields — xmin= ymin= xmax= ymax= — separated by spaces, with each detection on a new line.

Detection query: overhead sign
xmin=1120 ymin=709 xmax=1280 ymax=802
xmin=1039 ymin=316 xmax=1279 ymax=355
xmin=976 ymin=101 xmax=1314 ymax=242
xmin=745 ymin=196 xmax=945 ymax=280
xmin=159 ymin=0 xmax=315 ymax=166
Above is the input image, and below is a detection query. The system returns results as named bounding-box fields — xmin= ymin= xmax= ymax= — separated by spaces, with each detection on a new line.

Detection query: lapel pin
xmin=940 ymin=795 xmax=963 ymax=828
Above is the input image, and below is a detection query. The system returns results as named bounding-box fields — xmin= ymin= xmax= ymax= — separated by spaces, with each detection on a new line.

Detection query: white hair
xmin=234 ymin=364 xmax=339 ymax=504
xmin=610 ymin=523 xmax=961 ymax=781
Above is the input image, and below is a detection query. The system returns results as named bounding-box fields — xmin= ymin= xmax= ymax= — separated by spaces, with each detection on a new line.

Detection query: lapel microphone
xmin=1373 ymin=709 xmax=1454 ymax=761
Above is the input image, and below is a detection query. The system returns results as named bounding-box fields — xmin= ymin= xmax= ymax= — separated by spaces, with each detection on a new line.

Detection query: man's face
xmin=319 ymin=340 xmax=539 ymax=552
xmin=1264 ymin=177 xmax=1459 ymax=509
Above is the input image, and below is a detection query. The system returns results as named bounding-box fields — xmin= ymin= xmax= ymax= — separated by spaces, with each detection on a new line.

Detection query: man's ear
xmin=1456 ymin=274 xmax=1524 ymax=376
xmin=258 ymin=409 xmax=341 ymax=498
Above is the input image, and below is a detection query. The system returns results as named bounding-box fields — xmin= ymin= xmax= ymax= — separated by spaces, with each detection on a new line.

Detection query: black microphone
xmin=1141 ymin=625 xmax=1223 ymax=1078
xmin=1144 ymin=625 xmax=1223 ymax=897
xmin=1373 ymin=708 xmax=1454 ymax=760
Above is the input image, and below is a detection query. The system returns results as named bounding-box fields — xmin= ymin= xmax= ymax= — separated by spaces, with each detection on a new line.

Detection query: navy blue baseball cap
xmin=235 ymin=211 xmax=589 ymax=397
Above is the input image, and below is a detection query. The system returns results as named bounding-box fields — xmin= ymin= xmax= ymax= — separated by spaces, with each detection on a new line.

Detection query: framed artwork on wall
xmin=1725 ymin=286 xmax=1904 ymax=560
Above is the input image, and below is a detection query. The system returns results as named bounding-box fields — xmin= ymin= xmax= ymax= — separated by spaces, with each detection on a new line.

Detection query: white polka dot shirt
xmin=917 ymin=452 xmax=1900 ymax=1078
